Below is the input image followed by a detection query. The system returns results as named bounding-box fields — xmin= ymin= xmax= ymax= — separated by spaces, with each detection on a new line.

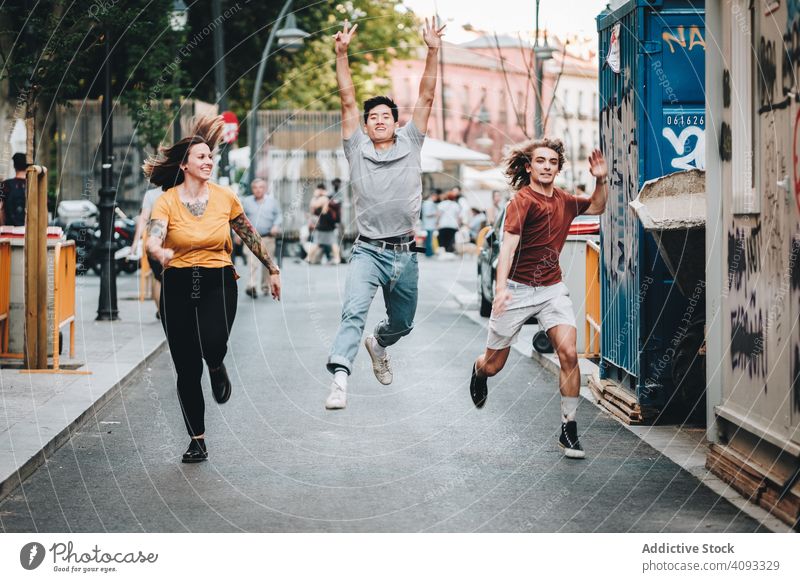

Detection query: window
xmin=498 ymin=89 xmax=508 ymax=126
xmin=730 ymin=0 xmax=759 ymax=214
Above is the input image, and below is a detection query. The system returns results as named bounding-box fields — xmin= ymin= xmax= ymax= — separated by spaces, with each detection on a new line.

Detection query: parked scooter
xmin=57 ymin=201 xmax=138 ymax=275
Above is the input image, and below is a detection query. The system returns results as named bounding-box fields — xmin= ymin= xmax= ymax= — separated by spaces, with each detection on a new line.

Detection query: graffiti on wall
xmin=662 ymin=126 xmax=706 ymax=170
xmin=758 ymin=36 xmax=779 ymax=113
xmin=662 ymin=26 xmax=706 ymax=53
xmin=730 ymin=306 xmax=768 ymax=380
xmin=726 ymin=224 xmax=761 ymax=294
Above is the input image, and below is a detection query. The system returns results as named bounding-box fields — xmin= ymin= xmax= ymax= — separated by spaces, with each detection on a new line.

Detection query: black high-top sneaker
xmin=470 ymin=364 xmax=488 ymax=408
xmin=558 ymin=421 xmax=585 ymax=459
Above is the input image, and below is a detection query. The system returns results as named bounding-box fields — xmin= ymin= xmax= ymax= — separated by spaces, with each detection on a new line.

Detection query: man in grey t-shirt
xmin=324 ymin=18 xmax=446 ymax=410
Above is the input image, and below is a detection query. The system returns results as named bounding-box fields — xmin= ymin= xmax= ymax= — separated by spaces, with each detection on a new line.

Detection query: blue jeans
xmin=424 ymin=229 xmax=435 ymax=257
xmin=327 ymin=242 xmax=419 ymax=374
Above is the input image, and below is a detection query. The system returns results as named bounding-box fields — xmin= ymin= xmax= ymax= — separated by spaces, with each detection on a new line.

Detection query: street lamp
xmin=170 ymin=0 xmax=188 ymax=142
xmin=96 ymin=24 xmax=118 ymax=321
xmin=245 ymin=1 xmax=309 ymax=192
xmin=533 ymin=0 xmax=555 ymax=138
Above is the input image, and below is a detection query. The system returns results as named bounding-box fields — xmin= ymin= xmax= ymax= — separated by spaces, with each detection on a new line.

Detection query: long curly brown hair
xmin=142 ymin=116 xmax=225 ymax=190
xmin=504 ymin=138 xmax=566 ymax=190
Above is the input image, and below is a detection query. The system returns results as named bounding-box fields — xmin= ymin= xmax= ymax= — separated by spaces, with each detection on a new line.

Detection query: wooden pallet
xmin=588 ymin=374 xmax=656 ymax=425
xmin=706 ymin=443 xmax=800 ymax=530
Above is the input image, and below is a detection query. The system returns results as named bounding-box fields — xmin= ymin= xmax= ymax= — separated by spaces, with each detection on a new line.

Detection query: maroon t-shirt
xmin=503 ymin=184 xmax=591 ymax=287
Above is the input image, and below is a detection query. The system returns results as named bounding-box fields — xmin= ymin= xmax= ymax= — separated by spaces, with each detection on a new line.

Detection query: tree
xmin=0 ymin=0 xmax=185 ymax=166
xmin=181 ymin=1 xmax=417 ymax=120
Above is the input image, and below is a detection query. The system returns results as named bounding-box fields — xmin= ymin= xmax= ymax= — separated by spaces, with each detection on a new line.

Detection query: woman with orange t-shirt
xmin=143 ymin=116 xmax=281 ymax=464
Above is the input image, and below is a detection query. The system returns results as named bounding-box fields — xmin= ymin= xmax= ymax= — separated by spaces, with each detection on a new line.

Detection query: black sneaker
xmin=470 ymin=364 xmax=487 ymax=408
xmin=558 ymin=421 xmax=586 ymax=459
xmin=210 ymin=363 xmax=232 ymax=404
xmin=245 ymin=287 xmax=257 ymax=298
xmin=181 ymin=438 xmax=207 ymax=463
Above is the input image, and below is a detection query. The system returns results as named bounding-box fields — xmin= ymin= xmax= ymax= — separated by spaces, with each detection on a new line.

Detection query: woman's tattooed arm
xmin=230 ymin=213 xmax=279 ymax=274
xmin=146 ymin=219 xmax=174 ymax=265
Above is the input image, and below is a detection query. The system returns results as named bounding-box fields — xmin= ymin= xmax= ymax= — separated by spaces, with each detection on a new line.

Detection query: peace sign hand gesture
xmin=422 ymin=17 xmax=446 ymax=49
xmin=334 ymin=20 xmax=358 ymax=55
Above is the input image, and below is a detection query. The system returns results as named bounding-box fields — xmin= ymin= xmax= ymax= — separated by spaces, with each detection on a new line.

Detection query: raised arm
xmin=230 ymin=213 xmax=281 ymax=300
xmin=584 ymin=148 xmax=608 ymax=215
xmin=412 ymin=17 xmax=446 ymax=132
xmin=335 ymin=21 xmax=360 ymax=140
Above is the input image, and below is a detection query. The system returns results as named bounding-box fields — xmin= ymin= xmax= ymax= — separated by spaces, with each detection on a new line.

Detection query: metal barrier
xmin=474 ymin=226 xmax=491 ymax=255
xmin=52 ymin=241 xmax=77 ymax=370
xmin=584 ymin=240 xmax=600 ymax=358
xmin=0 ymin=240 xmax=10 ymax=353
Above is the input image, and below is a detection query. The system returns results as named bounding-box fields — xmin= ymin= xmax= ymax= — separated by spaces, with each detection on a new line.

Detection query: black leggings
xmin=160 ymin=266 xmax=238 ymax=437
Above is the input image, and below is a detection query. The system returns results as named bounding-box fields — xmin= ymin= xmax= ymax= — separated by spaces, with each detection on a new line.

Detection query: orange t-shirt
xmin=150 ymin=182 xmax=244 ymax=269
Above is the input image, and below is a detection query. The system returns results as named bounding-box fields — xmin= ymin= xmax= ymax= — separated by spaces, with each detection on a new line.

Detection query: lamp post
xmin=171 ymin=0 xmax=188 ymax=142
xmin=245 ymin=3 xmax=308 ymax=192
xmin=212 ymin=0 xmax=231 ymax=184
xmin=533 ymin=0 xmax=554 ymax=138
xmin=96 ymin=23 xmax=118 ymax=321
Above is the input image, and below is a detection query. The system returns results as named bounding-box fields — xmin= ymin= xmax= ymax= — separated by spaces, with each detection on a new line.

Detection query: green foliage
xmin=0 ymin=0 xmax=186 ymax=152
xmin=181 ymin=0 xmax=418 ymax=115
xmin=265 ymin=1 xmax=418 ymax=110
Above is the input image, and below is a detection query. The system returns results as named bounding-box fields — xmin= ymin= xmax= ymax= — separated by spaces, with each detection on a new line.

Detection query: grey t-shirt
xmin=343 ymin=121 xmax=425 ymax=238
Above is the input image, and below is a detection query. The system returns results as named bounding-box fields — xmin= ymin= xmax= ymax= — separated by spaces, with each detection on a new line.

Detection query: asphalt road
xmin=0 ymin=257 xmax=766 ymax=532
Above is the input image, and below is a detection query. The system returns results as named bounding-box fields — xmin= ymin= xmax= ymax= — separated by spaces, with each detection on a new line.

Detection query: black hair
xmin=12 ymin=153 xmax=27 ymax=171
xmin=363 ymin=96 xmax=399 ymax=124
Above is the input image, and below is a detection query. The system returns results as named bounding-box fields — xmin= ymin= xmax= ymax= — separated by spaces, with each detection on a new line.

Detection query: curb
xmin=0 ymin=338 xmax=168 ymax=502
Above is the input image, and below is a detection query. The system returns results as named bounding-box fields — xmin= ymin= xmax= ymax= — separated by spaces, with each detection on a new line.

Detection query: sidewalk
xmin=447 ymin=271 xmax=791 ymax=533
xmin=0 ymin=274 xmax=166 ymax=500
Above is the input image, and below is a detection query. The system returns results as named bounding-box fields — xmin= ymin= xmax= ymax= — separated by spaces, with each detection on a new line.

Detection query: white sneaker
xmin=325 ymin=381 xmax=347 ymax=409
xmin=364 ymin=335 xmax=393 ymax=385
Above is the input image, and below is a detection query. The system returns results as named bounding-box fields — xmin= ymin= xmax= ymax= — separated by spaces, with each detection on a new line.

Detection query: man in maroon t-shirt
xmin=469 ymin=138 xmax=607 ymax=459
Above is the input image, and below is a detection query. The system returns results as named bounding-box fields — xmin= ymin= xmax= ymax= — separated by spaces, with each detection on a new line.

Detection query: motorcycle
xmin=57 ymin=201 xmax=138 ymax=275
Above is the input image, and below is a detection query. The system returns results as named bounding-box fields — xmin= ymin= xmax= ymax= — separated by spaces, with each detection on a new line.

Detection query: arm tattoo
xmin=146 ymin=219 xmax=167 ymax=242
xmin=230 ymin=213 xmax=279 ymax=274
xmin=145 ymin=219 xmax=167 ymax=260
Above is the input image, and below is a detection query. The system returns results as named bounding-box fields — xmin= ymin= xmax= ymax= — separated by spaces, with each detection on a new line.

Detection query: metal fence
xmin=253 ymin=110 xmax=354 ymax=237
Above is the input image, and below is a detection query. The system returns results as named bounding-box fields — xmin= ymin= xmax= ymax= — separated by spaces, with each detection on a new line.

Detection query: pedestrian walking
xmin=436 ymin=190 xmax=461 ymax=254
xmin=143 ymin=116 xmax=282 ymax=463
xmin=0 ymin=153 xmax=28 ymax=226
xmin=130 ymin=185 xmax=166 ymax=319
xmin=242 ymin=178 xmax=282 ymax=297
xmin=308 ymin=186 xmax=341 ymax=265
xmin=324 ymin=18 xmax=445 ymax=409
xmin=469 ymin=139 xmax=607 ymax=460
xmin=421 ymin=189 xmax=440 ymax=257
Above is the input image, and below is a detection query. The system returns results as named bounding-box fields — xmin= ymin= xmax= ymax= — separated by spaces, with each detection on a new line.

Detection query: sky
xmin=402 ymin=0 xmax=610 ymax=43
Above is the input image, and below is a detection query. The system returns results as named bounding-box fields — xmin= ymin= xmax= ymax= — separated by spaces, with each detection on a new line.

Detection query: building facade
xmin=388 ymin=33 xmax=598 ymax=180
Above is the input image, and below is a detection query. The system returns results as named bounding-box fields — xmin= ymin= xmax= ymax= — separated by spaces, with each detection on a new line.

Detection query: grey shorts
xmin=486 ymin=281 xmax=576 ymax=350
